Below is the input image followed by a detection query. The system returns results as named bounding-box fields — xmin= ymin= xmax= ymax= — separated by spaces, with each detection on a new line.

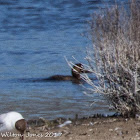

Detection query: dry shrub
xmin=84 ymin=0 xmax=140 ymax=117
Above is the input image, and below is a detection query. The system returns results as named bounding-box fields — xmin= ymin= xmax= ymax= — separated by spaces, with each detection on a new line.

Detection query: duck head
xmin=71 ymin=63 xmax=91 ymax=79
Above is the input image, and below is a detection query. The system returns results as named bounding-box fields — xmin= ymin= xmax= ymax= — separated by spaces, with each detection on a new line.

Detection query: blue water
xmin=0 ymin=0 xmax=127 ymax=120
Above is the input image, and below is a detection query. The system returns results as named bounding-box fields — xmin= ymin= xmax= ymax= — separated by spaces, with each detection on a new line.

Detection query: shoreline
xmin=11 ymin=114 xmax=140 ymax=140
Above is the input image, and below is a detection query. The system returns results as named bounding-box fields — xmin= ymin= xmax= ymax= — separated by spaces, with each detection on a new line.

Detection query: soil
xmin=10 ymin=115 xmax=140 ymax=140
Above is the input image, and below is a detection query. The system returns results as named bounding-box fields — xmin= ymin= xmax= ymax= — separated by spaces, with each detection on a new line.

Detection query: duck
xmin=19 ymin=63 xmax=91 ymax=83
xmin=0 ymin=111 xmax=27 ymax=140
xmin=37 ymin=63 xmax=91 ymax=83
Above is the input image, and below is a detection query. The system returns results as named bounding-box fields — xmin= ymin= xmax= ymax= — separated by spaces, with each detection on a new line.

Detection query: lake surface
xmin=0 ymin=0 xmax=127 ymax=120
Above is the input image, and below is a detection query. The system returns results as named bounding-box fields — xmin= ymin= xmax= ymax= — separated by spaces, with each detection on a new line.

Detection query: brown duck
xmin=19 ymin=63 xmax=91 ymax=83
xmin=45 ymin=63 xmax=90 ymax=81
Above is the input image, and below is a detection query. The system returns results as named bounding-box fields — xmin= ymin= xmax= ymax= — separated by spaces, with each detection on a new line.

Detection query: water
xmin=0 ymin=0 xmax=127 ymax=120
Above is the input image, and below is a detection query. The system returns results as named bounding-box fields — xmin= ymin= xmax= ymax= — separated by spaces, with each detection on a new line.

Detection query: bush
xmin=84 ymin=0 xmax=140 ymax=117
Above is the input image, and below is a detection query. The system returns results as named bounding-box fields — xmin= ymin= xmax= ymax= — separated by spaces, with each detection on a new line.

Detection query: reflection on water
xmin=0 ymin=0 xmax=126 ymax=119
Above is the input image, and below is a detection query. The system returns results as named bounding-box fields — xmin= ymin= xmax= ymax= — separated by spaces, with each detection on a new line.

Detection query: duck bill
xmin=82 ymin=69 xmax=92 ymax=73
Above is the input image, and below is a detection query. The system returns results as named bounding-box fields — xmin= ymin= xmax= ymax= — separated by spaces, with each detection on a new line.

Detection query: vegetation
xmin=83 ymin=0 xmax=140 ymax=117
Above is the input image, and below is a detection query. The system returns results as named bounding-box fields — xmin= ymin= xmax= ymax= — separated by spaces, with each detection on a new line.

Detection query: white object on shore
xmin=0 ymin=111 xmax=26 ymax=140
xmin=58 ymin=120 xmax=72 ymax=128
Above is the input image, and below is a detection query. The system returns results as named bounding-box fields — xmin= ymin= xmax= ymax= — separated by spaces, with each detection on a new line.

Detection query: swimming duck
xmin=41 ymin=63 xmax=91 ymax=82
xmin=19 ymin=63 xmax=91 ymax=83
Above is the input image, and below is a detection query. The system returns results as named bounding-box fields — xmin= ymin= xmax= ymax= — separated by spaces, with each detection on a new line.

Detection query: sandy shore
xmin=6 ymin=115 xmax=140 ymax=140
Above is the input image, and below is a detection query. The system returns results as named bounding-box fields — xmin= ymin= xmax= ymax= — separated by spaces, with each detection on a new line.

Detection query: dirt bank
xmin=8 ymin=115 xmax=140 ymax=140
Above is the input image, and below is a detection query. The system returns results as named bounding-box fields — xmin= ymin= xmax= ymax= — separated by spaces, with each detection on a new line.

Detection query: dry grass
xmin=83 ymin=0 xmax=140 ymax=116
